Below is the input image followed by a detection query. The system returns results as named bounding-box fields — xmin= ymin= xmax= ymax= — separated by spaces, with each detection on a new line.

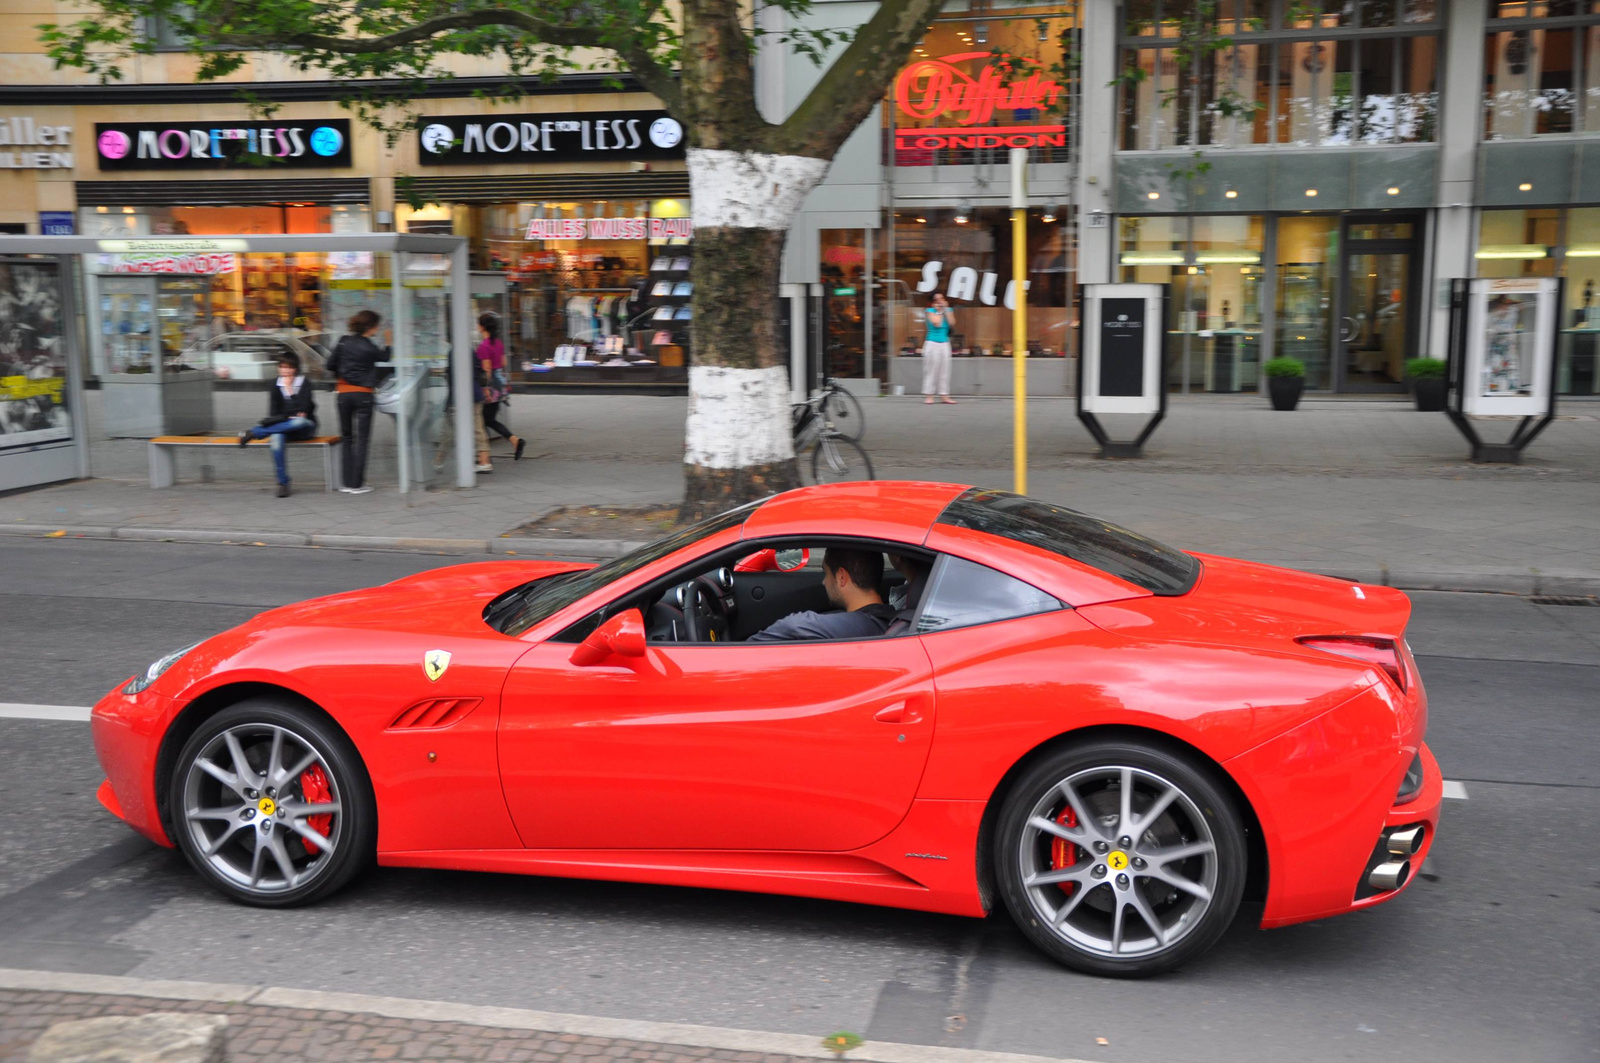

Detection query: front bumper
xmin=1227 ymin=682 xmax=1441 ymax=929
xmin=91 ymin=683 xmax=176 ymax=848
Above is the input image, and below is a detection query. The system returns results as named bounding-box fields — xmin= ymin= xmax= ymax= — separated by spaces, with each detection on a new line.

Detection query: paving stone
xmin=25 ymin=1012 xmax=226 ymax=1063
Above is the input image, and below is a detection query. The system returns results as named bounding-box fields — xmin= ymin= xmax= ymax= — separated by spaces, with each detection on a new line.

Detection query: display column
xmin=1075 ymin=0 xmax=1118 ymax=286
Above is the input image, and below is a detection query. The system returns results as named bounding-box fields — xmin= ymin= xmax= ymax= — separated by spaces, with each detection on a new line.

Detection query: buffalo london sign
xmin=894 ymin=52 xmax=1066 ymax=152
xmin=94 ymin=119 xmax=352 ymax=170
xmin=418 ymin=110 xmax=686 ymax=165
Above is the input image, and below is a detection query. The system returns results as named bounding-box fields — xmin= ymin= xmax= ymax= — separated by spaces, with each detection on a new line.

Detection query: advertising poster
xmin=1081 ymin=283 xmax=1163 ymax=415
xmin=0 ymin=259 xmax=71 ymax=449
xmin=1463 ymin=277 xmax=1556 ymax=417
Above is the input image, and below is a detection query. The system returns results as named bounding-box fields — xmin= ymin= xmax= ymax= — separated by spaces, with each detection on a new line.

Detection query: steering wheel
xmin=681 ymin=579 xmax=709 ymax=643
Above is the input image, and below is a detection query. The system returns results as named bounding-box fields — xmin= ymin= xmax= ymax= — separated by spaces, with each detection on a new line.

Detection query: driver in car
xmin=746 ymin=548 xmax=898 ymax=642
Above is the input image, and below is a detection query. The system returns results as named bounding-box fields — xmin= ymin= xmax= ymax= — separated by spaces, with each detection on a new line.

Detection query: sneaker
xmin=476 ymin=463 xmax=494 ymax=473
xmin=344 ymin=485 xmax=374 ymax=495
xmin=513 ymin=437 xmax=526 ymax=461
xmin=276 ymin=482 xmax=291 ymax=498
xmin=237 ymin=430 xmax=252 ymax=447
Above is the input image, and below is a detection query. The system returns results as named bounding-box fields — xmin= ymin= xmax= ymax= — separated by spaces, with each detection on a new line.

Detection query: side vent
xmin=388 ymin=697 xmax=482 ymax=730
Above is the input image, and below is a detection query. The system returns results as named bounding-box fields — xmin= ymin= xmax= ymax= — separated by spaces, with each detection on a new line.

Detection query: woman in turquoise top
xmin=922 ymin=292 xmax=956 ymax=404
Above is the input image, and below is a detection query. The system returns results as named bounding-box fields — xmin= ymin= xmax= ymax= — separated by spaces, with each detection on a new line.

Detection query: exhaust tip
xmin=1387 ymin=825 xmax=1425 ymax=857
xmin=1369 ymin=859 xmax=1411 ymax=892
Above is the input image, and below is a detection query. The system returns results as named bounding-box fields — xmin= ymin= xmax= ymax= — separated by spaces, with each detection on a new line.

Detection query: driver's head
xmin=822 ymin=548 xmax=884 ymax=608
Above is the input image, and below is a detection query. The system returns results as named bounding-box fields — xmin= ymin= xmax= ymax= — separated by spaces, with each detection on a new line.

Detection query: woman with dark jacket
xmin=324 ymin=309 xmax=390 ymax=494
xmin=237 ymin=352 xmax=316 ymax=497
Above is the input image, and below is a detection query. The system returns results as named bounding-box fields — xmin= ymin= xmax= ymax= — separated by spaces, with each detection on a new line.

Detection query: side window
xmin=916 ymin=555 xmax=1063 ymax=633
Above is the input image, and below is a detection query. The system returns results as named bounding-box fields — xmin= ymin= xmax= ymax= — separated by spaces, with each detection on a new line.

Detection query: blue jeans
xmin=247 ymin=417 xmax=315 ymax=484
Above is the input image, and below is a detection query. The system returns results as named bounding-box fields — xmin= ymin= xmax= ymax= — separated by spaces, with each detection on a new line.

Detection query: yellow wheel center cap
xmin=1106 ymin=850 xmax=1129 ymax=872
xmin=257 ymin=797 xmax=276 ymax=817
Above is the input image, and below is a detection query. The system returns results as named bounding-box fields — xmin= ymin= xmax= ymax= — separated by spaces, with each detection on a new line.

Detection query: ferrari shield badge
xmin=423 ymin=649 xmax=451 ymax=682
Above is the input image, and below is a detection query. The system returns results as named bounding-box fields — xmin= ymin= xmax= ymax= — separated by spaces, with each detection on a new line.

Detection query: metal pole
xmin=864 ymin=227 xmax=874 ymax=387
xmin=391 ymin=254 xmax=409 ymax=493
xmin=452 ymin=239 xmax=476 ymax=488
xmin=1011 ymin=147 xmax=1028 ymax=495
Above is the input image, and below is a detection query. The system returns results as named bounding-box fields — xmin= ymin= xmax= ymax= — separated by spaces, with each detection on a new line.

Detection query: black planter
xmin=1412 ymin=376 xmax=1447 ymax=412
xmin=1267 ymin=375 xmax=1304 ymax=411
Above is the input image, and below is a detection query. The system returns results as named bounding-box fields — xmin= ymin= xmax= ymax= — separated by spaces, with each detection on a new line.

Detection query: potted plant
xmin=1405 ymin=357 xmax=1448 ymax=412
xmin=1263 ymin=357 xmax=1306 ymax=411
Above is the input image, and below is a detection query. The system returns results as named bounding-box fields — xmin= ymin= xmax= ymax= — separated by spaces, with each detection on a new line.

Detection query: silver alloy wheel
xmin=1018 ymin=765 xmax=1218 ymax=959
xmin=181 ymin=722 xmax=343 ymax=895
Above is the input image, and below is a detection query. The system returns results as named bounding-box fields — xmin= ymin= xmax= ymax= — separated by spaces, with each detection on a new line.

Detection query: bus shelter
xmin=0 ymin=233 xmax=478 ymax=493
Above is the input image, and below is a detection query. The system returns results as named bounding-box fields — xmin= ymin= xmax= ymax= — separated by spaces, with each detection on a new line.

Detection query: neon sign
xmin=894 ymin=51 xmax=1064 ymax=126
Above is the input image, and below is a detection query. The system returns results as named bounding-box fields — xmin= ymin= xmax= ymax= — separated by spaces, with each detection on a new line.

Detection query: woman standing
xmin=477 ymin=313 xmax=525 ymax=465
xmin=922 ymin=292 xmax=956 ymax=405
xmin=325 ymin=309 xmax=389 ymax=494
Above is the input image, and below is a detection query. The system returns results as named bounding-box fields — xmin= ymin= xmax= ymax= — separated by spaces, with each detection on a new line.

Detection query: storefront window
xmin=78 ymin=202 xmax=370 ymax=345
xmin=886 ymin=207 xmax=1071 ymax=361
xmin=887 ymin=6 xmax=1078 ymax=168
xmin=1485 ymin=7 xmax=1600 ymax=137
xmin=1119 ymin=1 xmax=1438 ymax=149
xmin=450 ymin=198 xmax=692 ymax=383
xmin=1276 ymin=215 xmax=1338 ymax=390
xmin=1478 ymin=206 xmax=1600 ymax=393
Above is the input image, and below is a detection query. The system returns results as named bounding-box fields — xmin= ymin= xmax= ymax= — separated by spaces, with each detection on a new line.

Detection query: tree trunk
xmin=679 ymin=147 xmax=829 ymax=523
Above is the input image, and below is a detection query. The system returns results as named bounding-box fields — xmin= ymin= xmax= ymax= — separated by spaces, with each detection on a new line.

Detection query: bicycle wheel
xmin=808 ymin=432 xmax=874 ymax=485
xmin=820 ymin=386 xmax=866 ymax=442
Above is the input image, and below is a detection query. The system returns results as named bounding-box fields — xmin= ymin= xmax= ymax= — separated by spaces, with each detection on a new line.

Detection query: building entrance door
xmin=1337 ymin=218 xmax=1421 ymax=393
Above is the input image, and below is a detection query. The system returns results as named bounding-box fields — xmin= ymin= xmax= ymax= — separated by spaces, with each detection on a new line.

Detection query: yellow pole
xmin=1010 ymin=148 xmax=1028 ymax=495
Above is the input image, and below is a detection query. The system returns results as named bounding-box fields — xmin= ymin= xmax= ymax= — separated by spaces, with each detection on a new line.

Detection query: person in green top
xmin=922 ymin=292 xmax=957 ymax=404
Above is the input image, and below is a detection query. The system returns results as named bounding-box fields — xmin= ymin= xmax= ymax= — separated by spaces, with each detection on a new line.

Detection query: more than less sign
xmin=94 ymin=119 xmax=351 ymax=170
xmin=418 ymin=111 xmax=685 ymax=165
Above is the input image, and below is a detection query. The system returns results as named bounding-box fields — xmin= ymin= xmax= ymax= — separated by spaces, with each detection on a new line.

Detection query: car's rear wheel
xmin=995 ymin=739 xmax=1246 ymax=978
xmin=169 ymin=699 xmax=375 ymax=907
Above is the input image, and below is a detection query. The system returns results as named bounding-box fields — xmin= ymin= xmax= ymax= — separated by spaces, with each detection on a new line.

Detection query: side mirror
xmin=734 ymin=547 xmax=811 ymax=573
xmin=569 ymin=608 xmax=647 ymax=667
xmin=774 ymin=548 xmax=809 ymax=571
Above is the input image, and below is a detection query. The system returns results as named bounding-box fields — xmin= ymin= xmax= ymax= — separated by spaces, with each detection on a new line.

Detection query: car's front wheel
xmin=995 ymin=739 xmax=1246 ymax=977
xmin=169 ymin=699 xmax=375 ymax=907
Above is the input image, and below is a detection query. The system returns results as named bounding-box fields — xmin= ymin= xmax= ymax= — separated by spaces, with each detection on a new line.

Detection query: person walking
xmin=325 ymin=309 xmax=389 ymax=494
xmin=236 ymin=352 xmax=316 ymax=498
xmin=922 ymin=292 xmax=956 ymax=404
xmin=476 ymin=313 xmax=525 ymax=465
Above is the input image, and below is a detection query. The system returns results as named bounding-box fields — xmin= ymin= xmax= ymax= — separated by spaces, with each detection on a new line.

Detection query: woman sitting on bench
xmin=237 ymin=352 xmax=317 ymax=497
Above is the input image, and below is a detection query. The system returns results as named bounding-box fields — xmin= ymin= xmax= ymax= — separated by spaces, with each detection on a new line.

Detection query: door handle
xmin=874 ymin=699 xmax=926 ymax=725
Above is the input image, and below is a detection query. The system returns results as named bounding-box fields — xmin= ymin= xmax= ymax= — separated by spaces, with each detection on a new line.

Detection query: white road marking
xmin=0 ymin=703 xmax=92 ymax=722
xmin=1442 ymin=780 xmax=1469 ymax=800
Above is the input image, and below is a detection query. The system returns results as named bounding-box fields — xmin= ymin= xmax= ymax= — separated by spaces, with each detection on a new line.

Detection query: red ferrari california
xmin=90 ymin=482 xmax=1440 ymax=977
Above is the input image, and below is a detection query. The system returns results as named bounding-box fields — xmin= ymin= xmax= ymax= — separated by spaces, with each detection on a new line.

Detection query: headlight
xmin=123 ymin=643 xmax=200 ymax=695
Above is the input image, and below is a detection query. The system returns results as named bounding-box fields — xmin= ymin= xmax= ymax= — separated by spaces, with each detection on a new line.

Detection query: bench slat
xmin=151 ymin=435 xmax=341 ymax=446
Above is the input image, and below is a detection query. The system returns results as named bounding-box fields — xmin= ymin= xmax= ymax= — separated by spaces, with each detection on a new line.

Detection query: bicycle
xmin=793 ymin=388 xmax=874 ymax=485
xmin=815 ymin=377 xmax=865 ymax=442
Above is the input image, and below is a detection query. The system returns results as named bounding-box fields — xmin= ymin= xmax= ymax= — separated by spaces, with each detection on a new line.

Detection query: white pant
xmin=921 ymin=340 xmax=952 ymax=396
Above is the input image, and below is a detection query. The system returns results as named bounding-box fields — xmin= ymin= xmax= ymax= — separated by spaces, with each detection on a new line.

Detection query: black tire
xmin=808 ymin=433 xmax=874 ymax=485
xmin=994 ymin=738 xmax=1246 ymax=978
xmin=820 ymin=387 xmax=865 ymax=442
xmin=168 ymin=698 xmax=376 ymax=908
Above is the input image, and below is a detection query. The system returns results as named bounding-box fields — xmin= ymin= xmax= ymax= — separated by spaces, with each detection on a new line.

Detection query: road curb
xmin=2 ymin=523 xmax=1596 ymax=595
xmin=0 ymin=967 xmax=1100 ymax=1063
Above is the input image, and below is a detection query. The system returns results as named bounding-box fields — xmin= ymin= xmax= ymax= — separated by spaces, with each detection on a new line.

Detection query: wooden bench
xmin=149 ymin=434 xmax=344 ymax=491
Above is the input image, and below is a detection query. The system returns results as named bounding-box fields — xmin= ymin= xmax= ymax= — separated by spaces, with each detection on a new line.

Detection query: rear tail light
xmin=1298 ymin=635 xmax=1407 ymax=691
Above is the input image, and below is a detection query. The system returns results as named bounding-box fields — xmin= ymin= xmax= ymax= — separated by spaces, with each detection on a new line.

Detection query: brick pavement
xmin=0 ymin=990 xmax=828 ymax=1063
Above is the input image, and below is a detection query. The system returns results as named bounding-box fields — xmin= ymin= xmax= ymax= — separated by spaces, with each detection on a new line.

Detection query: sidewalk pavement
xmin=0 ymin=969 xmax=1086 ymax=1063
xmin=2 ymin=389 xmax=1597 ymax=594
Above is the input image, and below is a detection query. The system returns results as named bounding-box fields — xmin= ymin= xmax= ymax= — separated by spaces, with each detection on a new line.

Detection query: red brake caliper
xmin=1049 ymin=805 xmax=1079 ymax=897
xmin=298 ymin=764 xmax=333 ymax=855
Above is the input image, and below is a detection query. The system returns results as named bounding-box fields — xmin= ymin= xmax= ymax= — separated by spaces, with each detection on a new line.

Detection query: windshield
xmin=491 ymin=501 xmax=758 ymax=636
xmin=936 ymin=488 xmax=1200 ymax=595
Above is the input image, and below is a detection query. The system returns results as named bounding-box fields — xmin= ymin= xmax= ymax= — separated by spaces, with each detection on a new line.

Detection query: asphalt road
xmin=0 ymin=536 xmax=1595 ymax=1063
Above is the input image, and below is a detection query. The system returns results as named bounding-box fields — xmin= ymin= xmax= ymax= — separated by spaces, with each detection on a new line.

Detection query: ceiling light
xmin=1041 ymin=203 xmax=1058 ymax=223
xmin=1386 ymin=186 xmax=1400 ymax=196
xmin=1474 ymin=244 xmax=1548 ymax=260
xmin=1519 ymin=182 xmax=1533 ymax=191
xmin=1224 ymin=189 xmax=1238 ymax=199
xmin=1305 ymin=188 xmax=1318 ymax=197
xmin=975 ymin=21 xmax=988 ymax=43
xmin=1118 ymin=252 xmax=1186 ymax=265
xmin=1566 ymin=244 xmax=1600 ymax=257
xmin=1195 ymin=252 xmax=1262 ymax=264
xmin=1186 ymin=266 xmax=1198 ymax=275
xmin=916 ymin=217 xmax=927 ymax=224
xmin=1147 ymin=191 xmax=1161 ymax=200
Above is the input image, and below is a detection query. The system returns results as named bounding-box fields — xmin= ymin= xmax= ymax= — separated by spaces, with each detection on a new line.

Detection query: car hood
xmin=244 ymin=559 xmax=593 ymax=639
xmin=1079 ymin=553 xmax=1411 ymax=648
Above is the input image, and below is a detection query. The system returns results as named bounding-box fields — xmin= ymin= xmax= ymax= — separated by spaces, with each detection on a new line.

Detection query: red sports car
xmin=90 ymin=482 xmax=1440 ymax=977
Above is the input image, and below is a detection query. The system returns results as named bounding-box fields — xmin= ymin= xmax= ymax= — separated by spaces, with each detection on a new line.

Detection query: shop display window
xmin=449 ymin=198 xmax=692 ymax=383
xmin=886 ymin=207 xmax=1072 ymax=362
xmin=1477 ymin=206 xmax=1600 ymax=394
xmin=1119 ymin=0 xmax=1437 ymax=149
